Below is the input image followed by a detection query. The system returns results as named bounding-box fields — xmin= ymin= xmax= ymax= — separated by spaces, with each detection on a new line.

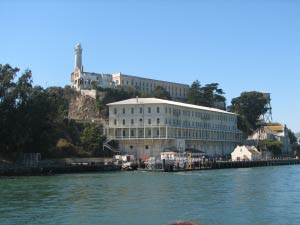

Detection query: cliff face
xmin=68 ymin=92 xmax=101 ymax=121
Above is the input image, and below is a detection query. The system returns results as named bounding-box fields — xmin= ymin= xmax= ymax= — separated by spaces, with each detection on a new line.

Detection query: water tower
xmin=261 ymin=92 xmax=272 ymax=124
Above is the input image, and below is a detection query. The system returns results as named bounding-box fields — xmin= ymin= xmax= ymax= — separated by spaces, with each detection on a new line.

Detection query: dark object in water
xmin=167 ymin=221 xmax=203 ymax=225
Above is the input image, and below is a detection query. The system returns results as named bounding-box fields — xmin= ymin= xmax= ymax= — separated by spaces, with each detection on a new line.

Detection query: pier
xmin=140 ymin=158 xmax=300 ymax=172
xmin=0 ymin=158 xmax=121 ymax=176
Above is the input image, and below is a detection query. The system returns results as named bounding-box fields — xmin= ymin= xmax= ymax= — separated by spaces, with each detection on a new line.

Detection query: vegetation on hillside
xmin=258 ymin=139 xmax=282 ymax=156
xmin=230 ymin=91 xmax=267 ymax=135
xmin=187 ymin=80 xmax=226 ymax=109
xmin=0 ymin=64 xmax=109 ymax=160
xmin=1 ymin=63 xmax=297 ymax=160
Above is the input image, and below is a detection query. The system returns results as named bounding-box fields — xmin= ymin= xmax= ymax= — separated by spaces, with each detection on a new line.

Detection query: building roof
xmin=248 ymin=149 xmax=261 ymax=155
xmin=107 ymin=98 xmax=237 ymax=115
xmin=232 ymin=145 xmax=261 ymax=155
xmin=265 ymin=125 xmax=284 ymax=132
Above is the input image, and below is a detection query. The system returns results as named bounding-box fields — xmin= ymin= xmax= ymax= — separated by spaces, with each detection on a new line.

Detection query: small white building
xmin=231 ymin=145 xmax=262 ymax=161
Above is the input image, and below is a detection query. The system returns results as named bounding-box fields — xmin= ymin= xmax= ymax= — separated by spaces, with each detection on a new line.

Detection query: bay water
xmin=1 ymin=165 xmax=300 ymax=225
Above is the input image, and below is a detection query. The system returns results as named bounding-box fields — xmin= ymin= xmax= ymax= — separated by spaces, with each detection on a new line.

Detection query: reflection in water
xmin=1 ymin=166 xmax=300 ymax=225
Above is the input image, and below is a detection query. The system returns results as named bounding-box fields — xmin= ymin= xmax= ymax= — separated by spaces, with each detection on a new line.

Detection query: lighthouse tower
xmin=74 ymin=43 xmax=83 ymax=72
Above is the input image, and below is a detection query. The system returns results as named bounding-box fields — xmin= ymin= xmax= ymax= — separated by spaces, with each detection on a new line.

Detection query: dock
xmin=139 ymin=158 xmax=300 ymax=172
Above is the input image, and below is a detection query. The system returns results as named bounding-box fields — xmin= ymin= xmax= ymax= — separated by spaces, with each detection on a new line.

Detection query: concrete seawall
xmin=0 ymin=163 xmax=121 ymax=176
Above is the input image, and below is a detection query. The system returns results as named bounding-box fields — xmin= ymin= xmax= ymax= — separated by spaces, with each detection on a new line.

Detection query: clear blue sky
xmin=1 ymin=0 xmax=300 ymax=132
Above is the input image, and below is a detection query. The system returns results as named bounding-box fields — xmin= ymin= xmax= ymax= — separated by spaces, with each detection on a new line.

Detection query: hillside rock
xmin=68 ymin=92 xmax=101 ymax=121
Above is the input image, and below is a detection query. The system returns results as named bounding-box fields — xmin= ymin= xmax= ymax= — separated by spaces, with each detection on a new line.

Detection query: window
xmin=157 ymin=118 xmax=160 ymax=124
xmin=148 ymin=119 xmax=151 ymax=124
xmin=123 ymin=130 xmax=126 ymax=137
xmin=114 ymin=108 xmax=117 ymax=114
xmin=130 ymin=145 xmax=133 ymax=149
xmin=123 ymin=108 xmax=125 ymax=114
xmin=140 ymin=107 xmax=143 ymax=113
xmin=145 ymin=145 xmax=149 ymax=149
xmin=131 ymin=119 xmax=134 ymax=125
xmin=157 ymin=130 xmax=159 ymax=136
xmin=157 ymin=107 xmax=160 ymax=113
xmin=131 ymin=108 xmax=134 ymax=114
xmin=114 ymin=119 xmax=117 ymax=125
xmin=131 ymin=130 xmax=134 ymax=136
xmin=148 ymin=107 xmax=151 ymax=113
xmin=148 ymin=130 xmax=151 ymax=136
xmin=123 ymin=119 xmax=125 ymax=125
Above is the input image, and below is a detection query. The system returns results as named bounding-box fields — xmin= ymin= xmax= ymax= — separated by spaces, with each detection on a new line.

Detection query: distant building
xmin=248 ymin=124 xmax=292 ymax=154
xmin=104 ymin=97 xmax=243 ymax=158
xmin=70 ymin=43 xmax=189 ymax=100
xmin=298 ymin=137 xmax=300 ymax=145
xmin=231 ymin=145 xmax=261 ymax=161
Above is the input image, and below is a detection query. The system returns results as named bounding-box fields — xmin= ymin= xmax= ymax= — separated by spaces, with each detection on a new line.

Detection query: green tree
xmin=287 ymin=129 xmax=297 ymax=144
xmin=151 ymin=86 xmax=171 ymax=100
xmin=258 ymin=139 xmax=282 ymax=156
xmin=187 ymin=80 xmax=226 ymax=109
xmin=96 ymin=86 xmax=139 ymax=117
xmin=80 ymin=124 xmax=106 ymax=155
xmin=0 ymin=64 xmax=80 ymax=159
xmin=230 ymin=91 xmax=267 ymax=135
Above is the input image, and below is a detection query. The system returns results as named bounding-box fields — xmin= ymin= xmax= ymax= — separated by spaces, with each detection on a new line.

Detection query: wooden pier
xmin=140 ymin=158 xmax=300 ymax=172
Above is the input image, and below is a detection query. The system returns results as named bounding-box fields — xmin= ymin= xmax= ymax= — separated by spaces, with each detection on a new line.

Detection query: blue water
xmin=1 ymin=166 xmax=300 ymax=225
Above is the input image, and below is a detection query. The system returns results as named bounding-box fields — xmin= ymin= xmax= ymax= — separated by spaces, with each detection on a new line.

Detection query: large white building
xmin=70 ymin=43 xmax=189 ymax=100
xmin=105 ymin=98 xmax=243 ymax=158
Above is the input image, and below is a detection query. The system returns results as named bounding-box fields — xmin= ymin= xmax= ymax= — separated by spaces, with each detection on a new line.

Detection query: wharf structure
xmin=70 ymin=43 xmax=189 ymax=101
xmin=104 ymin=98 xmax=243 ymax=158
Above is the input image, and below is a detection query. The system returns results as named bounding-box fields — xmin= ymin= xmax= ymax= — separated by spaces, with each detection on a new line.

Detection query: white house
xmin=105 ymin=97 xmax=243 ymax=158
xmin=231 ymin=145 xmax=262 ymax=161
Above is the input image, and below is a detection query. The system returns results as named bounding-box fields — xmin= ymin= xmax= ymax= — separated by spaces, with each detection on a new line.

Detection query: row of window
xmin=118 ymin=129 xmax=241 ymax=140
xmin=113 ymin=107 xmax=236 ymax=123
xmin=118 ymin=79 xmax=187 ymax=97
xmin=114 ymin=107 xmax=160 ymax=114
xmin=112 ymin=118 xmax=236 ymax=130
xmin=114 ymin=118 xmax=161 ymax=125
xmin=122 ymin=129 xmax=160 ymax=137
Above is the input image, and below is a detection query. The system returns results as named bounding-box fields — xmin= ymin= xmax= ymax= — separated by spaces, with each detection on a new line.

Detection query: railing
xmin=103 ymin=139 xmax=120 ymax=153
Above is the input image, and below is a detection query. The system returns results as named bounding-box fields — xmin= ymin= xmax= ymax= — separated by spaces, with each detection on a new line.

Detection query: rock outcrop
xmin=68 ymin=92 xmax=102 ymax=121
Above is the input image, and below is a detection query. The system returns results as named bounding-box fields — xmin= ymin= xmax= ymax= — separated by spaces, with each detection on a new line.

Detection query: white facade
xmin=231 ymin=145 xmax=262 ymax=161
xmin=105 ymin=98 xmax=243 ymax=158
xmin=248 ymin=125 xmax=292 ymax=154
xmin=70 ymin=44 xmax=189 ymax=100
xmin=112 ymin=73 xmax=189 ymax=100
